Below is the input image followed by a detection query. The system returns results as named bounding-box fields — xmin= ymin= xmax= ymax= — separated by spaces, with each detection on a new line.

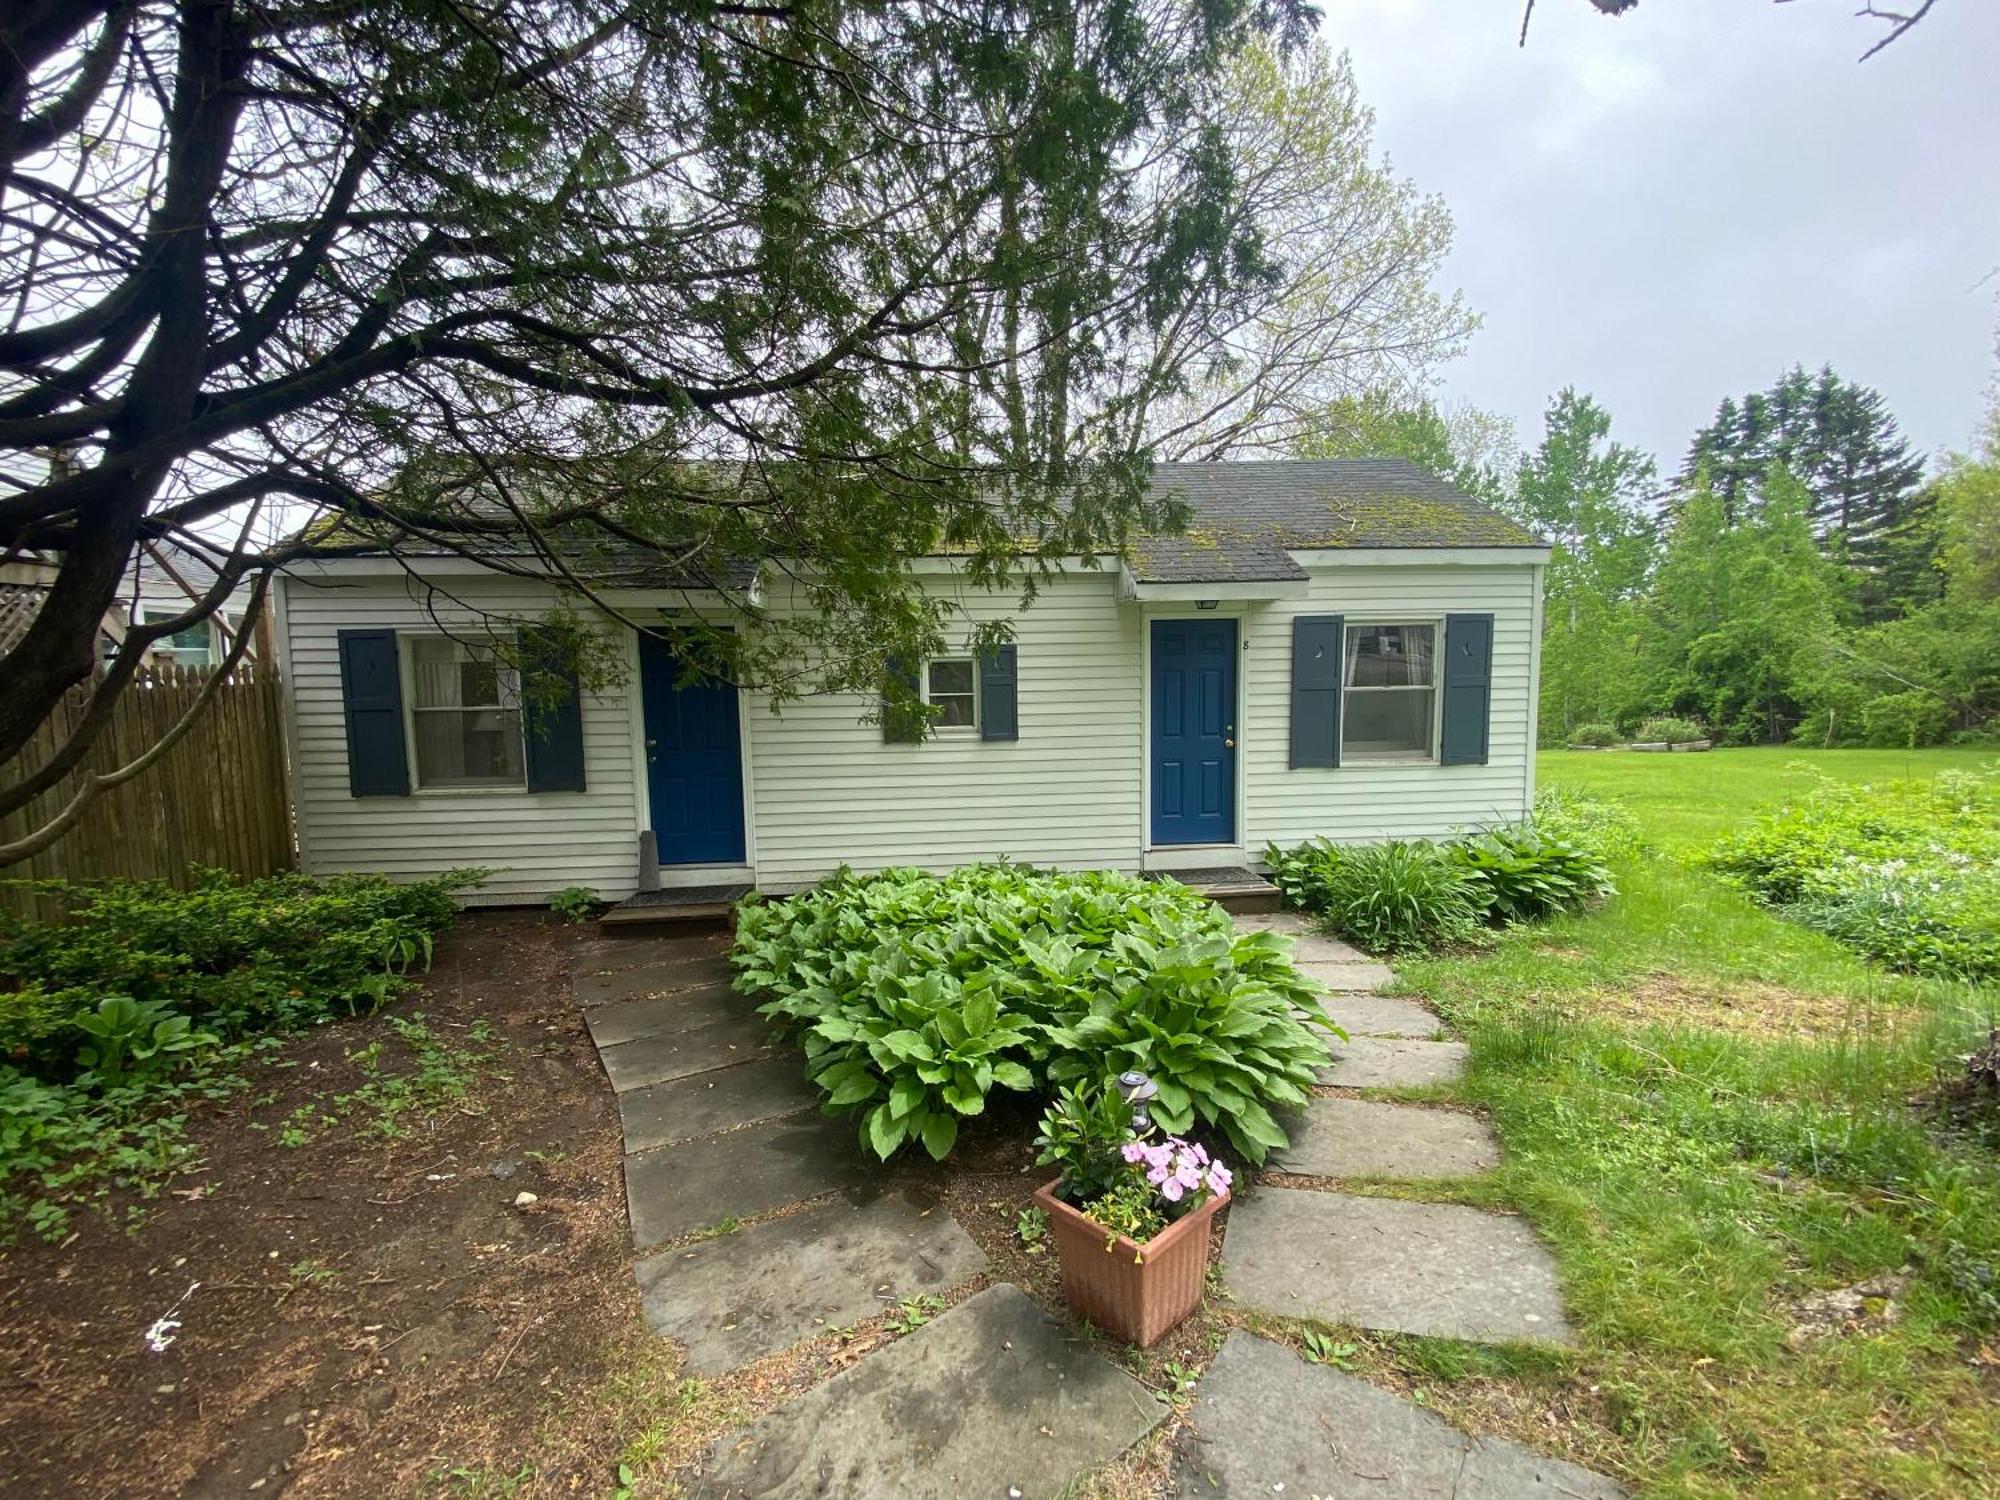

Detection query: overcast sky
xmin=1327 ymin=0 xmax=2000 ymax=476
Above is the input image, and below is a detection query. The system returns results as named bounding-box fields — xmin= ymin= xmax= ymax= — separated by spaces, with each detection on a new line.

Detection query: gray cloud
xmin=1329 ymin=0 xmax=2000 ymax=472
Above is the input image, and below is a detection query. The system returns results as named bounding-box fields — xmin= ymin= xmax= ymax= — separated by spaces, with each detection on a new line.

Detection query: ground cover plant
xmin=1705 ymin=766 xmax=1999 ymax=982
xmin=1390 ymin=748 xmax=2000 ymax=1496
xmin=0 ymin=868 xmax=478 ymax=1238
xmin=731 ymin=865 xmax=1332 ymax=1164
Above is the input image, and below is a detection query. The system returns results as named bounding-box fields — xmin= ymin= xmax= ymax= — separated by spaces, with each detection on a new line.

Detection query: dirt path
xmin=0 ymin=912 xmax=641 ymax=1498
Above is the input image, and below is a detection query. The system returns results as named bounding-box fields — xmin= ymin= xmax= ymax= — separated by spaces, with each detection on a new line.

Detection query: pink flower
xmin=1160 ymin=1176 xmax=1185 ymax=1203
xmin=1120 ymin=1141 xmax=1148 ymax=1163
xmin=1174 ymin=1158 xmax=1201 ymax=1191
xmin=1146 ymin=1162 xmax=1170 ymax=1186
xmin=1142 ymin=1143 xmax=1173 ymax=1171
xmin=1207 ymin=1164 xmax=1232 ymax=1196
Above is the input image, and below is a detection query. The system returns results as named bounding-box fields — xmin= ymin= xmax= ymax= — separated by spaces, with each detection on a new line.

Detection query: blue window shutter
xmin=1290 ymin=615 xmax=1343 ymax=768
xmin=519 ymin=628 xmax=587 ymax=793
xmin=337 ymin=628 xmax=409 ymax=797
xmin=881 ymin=654 xmax=923 ymax=743
xmin=979 ymin=644 xmax=1018 ymax=741
xmin=1440 ymin=613 xmax=1494 ymax=766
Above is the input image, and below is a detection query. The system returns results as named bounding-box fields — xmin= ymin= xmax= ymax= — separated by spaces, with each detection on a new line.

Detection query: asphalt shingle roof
xmin=305 ymin=458 xmax=1536 ymax=589
xmin=1131 ymin=459 xmax=1541 ymax=584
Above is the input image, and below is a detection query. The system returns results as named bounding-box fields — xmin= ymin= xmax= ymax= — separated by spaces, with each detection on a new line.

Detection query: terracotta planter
xmin=1033 ymin=1178 xmax=1227 ymax=1347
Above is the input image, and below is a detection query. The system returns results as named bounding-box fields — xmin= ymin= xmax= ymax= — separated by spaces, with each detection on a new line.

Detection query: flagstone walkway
xmin=572 ymin=906 xmax=1622 ymax=1499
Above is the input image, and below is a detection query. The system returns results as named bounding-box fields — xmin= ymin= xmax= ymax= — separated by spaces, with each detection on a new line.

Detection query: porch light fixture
xmin=1195 ymin=599 xmax=1220 ymax=610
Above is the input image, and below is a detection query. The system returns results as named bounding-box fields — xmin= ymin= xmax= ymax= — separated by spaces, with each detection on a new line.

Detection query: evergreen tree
xmin=1676 ymin=366 xmax=1925 ymax=609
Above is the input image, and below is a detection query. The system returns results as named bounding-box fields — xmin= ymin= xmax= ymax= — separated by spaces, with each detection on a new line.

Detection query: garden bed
xmin=0 ymin=914 xmax=642 ymax=1497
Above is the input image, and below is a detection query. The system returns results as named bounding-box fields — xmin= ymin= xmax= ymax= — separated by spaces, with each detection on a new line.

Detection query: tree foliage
xmin=0 ymin=0 xmax=1324 ymax=858
xmin=1132 ymin=42 xmax=1474 ymax=459
xmin=1513 ymin=389 xmax=1657 ymax=742
xmin=1678 ymin=365 xmax=1926 ymax=617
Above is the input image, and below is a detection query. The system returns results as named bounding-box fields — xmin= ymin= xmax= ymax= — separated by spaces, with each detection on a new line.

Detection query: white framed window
xmin=923 ymin=657 xmax=978 ymax=730
xmin=1342 ymin=622 xmax=1438 ymax=761
xmin=141 ymin=608 xmax=216 ymax=667
xmin=405 ymin=636 xmax=526 ymax=789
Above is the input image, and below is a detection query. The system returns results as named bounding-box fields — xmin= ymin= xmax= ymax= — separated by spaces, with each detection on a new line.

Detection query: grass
xmin=1393 ymin=747 xmax=2000 ymax=1498
xmin=1402 ymin=749 xmax=1996 ymax=1033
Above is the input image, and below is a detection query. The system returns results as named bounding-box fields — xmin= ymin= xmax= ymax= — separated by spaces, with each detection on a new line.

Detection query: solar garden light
xmin=1115 ymin=1069 xmax=1158 ymax=1136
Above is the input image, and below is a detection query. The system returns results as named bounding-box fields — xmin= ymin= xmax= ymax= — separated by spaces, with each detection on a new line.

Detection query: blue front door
xmin=1150 ymin=618 xmax=1237 ymax=846
xmin=639 ymin=632 xmax=746 ymax=865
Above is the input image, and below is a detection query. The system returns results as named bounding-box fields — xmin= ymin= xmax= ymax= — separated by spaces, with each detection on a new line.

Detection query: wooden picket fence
xmin=0 ymin=663 xmax=293 ymax=924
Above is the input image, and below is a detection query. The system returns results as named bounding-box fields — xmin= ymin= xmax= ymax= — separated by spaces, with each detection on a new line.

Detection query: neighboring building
xmin=273 ymin=460 xmax=1548 ymax=904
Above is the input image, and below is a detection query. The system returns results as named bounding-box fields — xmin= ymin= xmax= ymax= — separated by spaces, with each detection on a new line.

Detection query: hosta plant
xmin=733 ymin=865 xmax=1331 ymax=1162
xmin=1450 ymin=827 xmax=1614 ymax=924
xmin=1040 ymin=926 xmax=1331 ymax=1164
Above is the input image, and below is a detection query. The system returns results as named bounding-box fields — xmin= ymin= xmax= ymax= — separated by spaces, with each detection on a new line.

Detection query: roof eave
xmin=1115 ymin=563 xmax=1314 ymax=602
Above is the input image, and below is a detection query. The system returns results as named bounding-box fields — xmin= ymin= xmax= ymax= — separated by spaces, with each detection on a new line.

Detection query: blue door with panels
xmin=1150 ymin=618 xmax=1237 ymax=846
xmin=638 ymin=632 xmax=746 ymax=864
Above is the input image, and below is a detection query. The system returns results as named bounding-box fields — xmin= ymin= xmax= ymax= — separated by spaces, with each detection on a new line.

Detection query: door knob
xmin=1224 ymin=737 xmax=1235 ymax=749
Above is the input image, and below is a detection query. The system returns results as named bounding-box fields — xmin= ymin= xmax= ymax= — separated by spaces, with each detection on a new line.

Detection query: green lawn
xmin=1390 ymin=747 xmax=2000 ymax=1499
xmin=1541 ymin=745 xmax=2000 ymax=852
xmin=1401 ymin=748 xmax=1996 ymax=1033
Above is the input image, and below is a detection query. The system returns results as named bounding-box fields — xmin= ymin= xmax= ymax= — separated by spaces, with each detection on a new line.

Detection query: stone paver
xmin=1223 ymin=1187 xmax=1575 ymax=1343
xmin=1317 ymin=1033 xmax=1467 ymax=1089
xmin=1170 ymin=1333 xmax=1624 ymax=1498
xmin=625 ymin=1111 xmax=869 ymax=1249
xmin=1231 ymin=909 xmax=1317 ymax=937
xmin=596 ymin=1012 xmax=775 ymax=1092
xmin=1315 ymin=992 xmax=1442 ymax=1039
xmin=637 ymin=1189 xmax=987 ymax=1374
xmin=575 ymin=954 xmax=735 ymax=1006
xmin=574 ymin=930 xmax=731 ymax=972
xmin=696 ymin=1284 xmax=1160 ymax=1499
xmin=1287 ymin=933 xmax=1375 ymax=965
xmin=1297 ymin=957 xmax=1398 ymax=992
xmin=584 ymin=985 xmax=749 ymax=1048
xmin=618 ymin=1055 xmax=820 ymax=1152
xmin=1276 ymin=1097 xmax=1499 ymax=1180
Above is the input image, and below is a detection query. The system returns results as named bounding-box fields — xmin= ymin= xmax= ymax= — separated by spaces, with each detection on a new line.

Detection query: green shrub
xmin=1265 ymin=839 xmax=1483 ymax=953
xmin=1531 ymin=784 xmax=1647 ymax=861
xmin=1706 ymin=771 xmax=1997 ymax=905
xmin=1449 ymin=827 xmax=1615 ymax=924
xmin=1635 ymin=715 xmax=1707 ymax=745
xmin=1707 ymin=770 xmax=2000 ymax=981
xmin=733 ymin=866 xmax=1331 ymax=1164
xmin=1794 ymin=867 xmax=2000 ymax=982
xmin=1571 ymin=722 xmax=1620 ymax=747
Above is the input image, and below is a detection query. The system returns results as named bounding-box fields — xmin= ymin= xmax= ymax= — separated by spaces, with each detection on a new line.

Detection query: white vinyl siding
xmin=278 ymin=572 xmax=638 ymax=904
xmin=278 ymin=554 xmax=1537 ymax=902
xmin=1241 ymin=564 xmax=1537 ymax=848
xmin=743 ymin=568 xmax=1141 ymax=887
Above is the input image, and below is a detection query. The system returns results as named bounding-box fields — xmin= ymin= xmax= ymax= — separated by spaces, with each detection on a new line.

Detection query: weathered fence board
xmin=0 ymin=664 xmax=293 ymax=924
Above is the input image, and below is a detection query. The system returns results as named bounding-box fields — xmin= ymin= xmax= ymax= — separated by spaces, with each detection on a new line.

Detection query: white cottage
xmin=274 ymin=460 xmax=1547 ymax=906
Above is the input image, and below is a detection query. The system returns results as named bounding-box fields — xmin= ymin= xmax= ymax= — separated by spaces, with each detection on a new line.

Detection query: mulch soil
xmin=0 ymin=911 xmax=642 ymax=1498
